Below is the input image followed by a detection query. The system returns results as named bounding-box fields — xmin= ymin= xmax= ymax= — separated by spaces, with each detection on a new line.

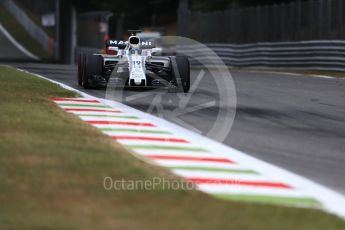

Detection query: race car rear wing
xmin=128 ymin=30 xmax=143 ymax=35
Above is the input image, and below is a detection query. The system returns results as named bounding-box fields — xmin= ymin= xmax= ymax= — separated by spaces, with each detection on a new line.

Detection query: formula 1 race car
xmin=77 ymin=30 xmax=190 ymax=93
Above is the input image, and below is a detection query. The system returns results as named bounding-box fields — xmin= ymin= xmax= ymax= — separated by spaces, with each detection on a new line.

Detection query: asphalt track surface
xmin=6 ymin=62 xmax=345 ymax=196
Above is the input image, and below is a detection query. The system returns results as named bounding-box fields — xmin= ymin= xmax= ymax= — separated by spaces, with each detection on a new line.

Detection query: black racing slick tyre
xmin=81 ymin=54 xmax=89 ymax=88
xmin=77 ymin=54 xmax=83 ymax=86
xmin=83 ymin=54 xmax=103 ymax=89
xmin=172 ymin=56 xmax=190 ymax=93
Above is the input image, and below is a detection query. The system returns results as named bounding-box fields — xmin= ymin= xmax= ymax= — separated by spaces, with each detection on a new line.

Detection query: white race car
xmin=78 ymin=30 xmax=190 ymax=93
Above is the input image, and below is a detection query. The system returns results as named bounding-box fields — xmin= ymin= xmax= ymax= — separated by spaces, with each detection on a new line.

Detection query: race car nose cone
xmin=134 ymin=79 xmax=142 ymax=85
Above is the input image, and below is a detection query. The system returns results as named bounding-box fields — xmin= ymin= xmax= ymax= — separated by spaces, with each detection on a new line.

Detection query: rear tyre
xmin=83 ymin=54 xmax=103 ymax=89
xmin=77 ymin=54 xmax=83 ymax=86
xmin=81 ymin=54 xmax=89 ymax=88
xmin=172 ymin=56 xmax=190 ymax=93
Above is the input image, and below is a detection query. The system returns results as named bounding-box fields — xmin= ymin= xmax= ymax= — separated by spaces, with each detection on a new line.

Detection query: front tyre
xmin=83 ymin=54 xmax=103 ymax=89
xmin=172 ymin=56 xmax=190 ymax=93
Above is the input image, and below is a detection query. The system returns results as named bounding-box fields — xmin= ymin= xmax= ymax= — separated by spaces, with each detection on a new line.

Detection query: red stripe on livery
xmin=87 ymin=120 xmax=155 ymax=127
xmin=112 ymin=136 xmax=189 ymax=143
xmin=147 ymin=155 xmax=234 ymax=163
xmin=52 ymin=98 xmax=100 ymax=103
xmin=189 ymin=177 xmax=292 ymax=189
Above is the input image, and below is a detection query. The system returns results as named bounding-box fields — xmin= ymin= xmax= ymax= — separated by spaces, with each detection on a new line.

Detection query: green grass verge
xmin=0 ymin=66 xmax=344 ymax=229
xmin=0 ymin=3 xmax=51 ymax=59
xmin=283 ymin=70 xmax=345 ymax=78
xmin=232 ymin=68 xmax=345 ymax=78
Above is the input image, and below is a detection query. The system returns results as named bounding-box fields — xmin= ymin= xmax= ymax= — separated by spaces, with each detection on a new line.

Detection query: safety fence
xmin=178 ymin=0 xmax=345 ymax=44
xmin=179 ymin=40 xmax=345 ymax=72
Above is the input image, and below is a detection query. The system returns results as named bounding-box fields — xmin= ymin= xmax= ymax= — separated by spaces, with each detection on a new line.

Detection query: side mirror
xmin=151 ymin=47 xmax=162 ymax=55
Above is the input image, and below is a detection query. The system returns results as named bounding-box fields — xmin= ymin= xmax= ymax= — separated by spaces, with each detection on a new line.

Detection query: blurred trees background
xmin=190 ymin=0 xmax=309 ymax=11
xmin=70 ymin=0 xmax=310 ymax=29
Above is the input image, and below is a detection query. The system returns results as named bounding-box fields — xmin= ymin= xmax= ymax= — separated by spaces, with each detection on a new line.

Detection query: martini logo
xmin=141 ymin=41 xmax=152 ymax=46
xmin=108 ymin=40 xmax=128 ymax=45
xmin=107 ymin=40 xmax=153 ymax=47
